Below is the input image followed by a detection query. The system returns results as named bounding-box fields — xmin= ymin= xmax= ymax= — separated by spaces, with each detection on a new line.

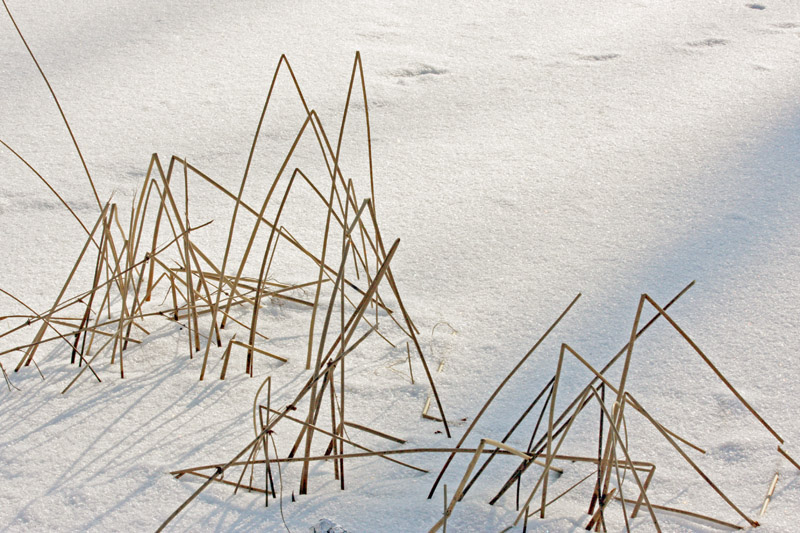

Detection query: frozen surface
xmin=1 ymin=1 xmax=800 ymax=531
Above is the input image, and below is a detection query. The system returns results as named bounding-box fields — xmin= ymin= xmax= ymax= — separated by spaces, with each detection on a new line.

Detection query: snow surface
xmin=2 ymin=1 xmax=800 ymax=531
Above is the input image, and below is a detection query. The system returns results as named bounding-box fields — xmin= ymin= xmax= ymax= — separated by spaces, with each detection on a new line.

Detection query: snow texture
xmin=1 ymin=1 xmax=800 ymax=532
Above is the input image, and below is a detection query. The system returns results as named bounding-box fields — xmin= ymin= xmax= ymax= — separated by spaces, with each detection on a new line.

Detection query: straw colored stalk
xmin=173 ymin=448 xmax=581 ymax=477
xmin=364 ymin=201 xmax=450 ymax=437
xmin=489 ymin=281 xmax=695 ymax=504
xmin=0 ymin=288 xmax=101 ymax=382
xmin=1 ymin=0 xmax=101 ymax=208
xmin=246 ymin=170 xmax=298 ymax=372
xmin=427 ymin=294 xmax=580 ymax=498
xmin=300 ymin=201 xmax=372 ymax=493
xmin=430 ymin=439 xmax=533 ymax=533
xmin=158 ymin=238 xmax=400 ymax=531
xmin=15 ymin=201 xmax=112 ymax=372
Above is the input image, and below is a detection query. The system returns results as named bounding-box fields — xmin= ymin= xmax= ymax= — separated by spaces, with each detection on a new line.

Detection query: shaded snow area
xmin=2 ymin=1 xmax=800 ymax=532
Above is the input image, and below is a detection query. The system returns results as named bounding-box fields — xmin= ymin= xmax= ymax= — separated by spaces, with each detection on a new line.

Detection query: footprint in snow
xmin=684 ymin=38 xmax=729 ymax=48
xmin=576 ymin=53 xmax=620 ymax=62
xmin=389 ymin=64 xmax=448 ymax=78
xmin=509 ymin=52 xmax=537 ymax=62
xmin=769 ymin=21 xmax=799 ymax=30
xmin=387 ymin=64 xmax=448 ymax=85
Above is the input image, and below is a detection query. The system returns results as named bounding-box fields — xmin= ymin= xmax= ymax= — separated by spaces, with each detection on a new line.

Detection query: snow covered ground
xmin=1 ymin=1 xmax=800 ymax=531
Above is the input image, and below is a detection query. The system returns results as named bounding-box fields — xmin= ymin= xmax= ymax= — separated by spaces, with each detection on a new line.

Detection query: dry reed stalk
xmin=1 ymin=361 xmax=20 ymax=391
xmin=576 ymin=388 xmax=660 ymax=531
xmin=616 ymin=497 xmax=744 ymax=530
xmin=179 ymin=212 xmax=222 ymax=355
xmin=311 ymin=239 xmax=399 ymax=377
xmin=108 ymin=208 xmax=133 ymax=377
xmin=15 ymin=202 xmax=111 ymax=372
xmin=777 ymin=446 xmax=800 ymax=471
xmin=270 ymin=408 xmax=427 ymax=474
xmin=221 ymin=115 xmax=315 ymax=331
xmin=490 ymin=282 xmax=695 ymax=504
xmin=462 ymin=379 xmax=554 ymax=500
xmin=428 ymin=293 xmax=580 ymax=498
xmin=407 ymin=342 xmax=415 ymax=384
xmin=431 ymin=439 xmax=534 ymax=533
xmin=585 ymin=487 xmax=615 ymax=532
xmin=253 ymin=377 xmax=274 ymax=503
xmin=327 ymin=365 xmax=340 ymax=481
xmin=204 ymin=53 xmax=309 ymax=349
xmin=759 ymin=472 xmax=779 ymax=517
xmin=526 ymin=470 xmax=596 ymax=517
xmin=630 ymin=461 xmax=656 ymax=519
xmin=233 ymin=440 xmax=261 ymax=495
xmin=161 ymin=238 xmax=403 ymax=527
xmin=1 ymin=0 xmax=100 ymax=209
xmin=298 ymin=368 xmax=335 ymax=492
xmin=0 ymin=139 xmax=93 ymax=239
xmin=513 ymin=387 xmax=594 ymax=525
xmin=81 ymin=267 xmax=113 ymax=367
xmin=246 ymin=171 xmax=297 ymax=369
xmin=0 ymin=288 xmax=101 ymax=381
xmin=218 ymin=335 xmax=236 ymax=380
xmin=150 ymin=157 xmax=222 ymax=357
xmin=590 ymin=295 xmax=645 ymax=520
xmin=541 ymin=345 xmax=567 ymax=518
xmin=299 ymin=53 xmax=393 ymax=372
xmin=520 ymin=386 xmax=556 ymax=508
xmin=442 ymin=484 xmax=447 ymax=533
xmin=561 ymin=343 xmax=706 ymax=453
xmin=173 ymin=451 xmax=613 ymax=480
xmin=343 ymin=421 xmax=406 ymax=444
xmin=230 ymin=340 xmax=287 ymax=364
xmin=145 ymin=157 xmax=169 ymax=301
xmin=644 ymin=294 xmax=784 ymax=444
xmin=306 ymin=155 xmax=341 ymax=371
xmin=299 ymin=200 xmax=375 ymax=491
xmin=610 ymin=441 xmax=631 ymax=532
xmin=298 ymin=210 xmax=354 ymax=489
xmin=624 ymin=393 xmax=756 ymax=527
xmin=73 ymin=220 xmax=108 ymax=363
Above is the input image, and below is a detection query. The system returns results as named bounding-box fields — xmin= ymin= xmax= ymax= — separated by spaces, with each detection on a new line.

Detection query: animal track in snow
xmin=389 ymin=64 xmax=448 ymax=79
xmin=684 ymin=38 xmax=729 ymax=48
xmin=576 ymin=53 xmax=620 ymax=62
xmin=769 ymin=21 xmax=799 ymax=29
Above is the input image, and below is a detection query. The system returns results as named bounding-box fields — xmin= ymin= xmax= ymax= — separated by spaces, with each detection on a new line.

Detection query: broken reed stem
xmin=760 ymin=472 xmax=779 ymax=517
xmin=270 ymin=407 xmax=427 ymax=474
xmin=174 ymin=450 xmax=603 ymax=478
xmin=489 ymin=281 xmax=695 ymax=505
xmin=231 ymin=340 xmax=287 ymax=363
xmin=159 ymin=238 xmax=401 ymax=529
xmin=218 ymin=335 xmax=236 ymax=380
xmin=428 ymin=293 xmax=581 ymax=499
xmin=0 ymin=288 xmax=101 ymax=382
xmin=247 ymin=171 xmax=297 ymax=373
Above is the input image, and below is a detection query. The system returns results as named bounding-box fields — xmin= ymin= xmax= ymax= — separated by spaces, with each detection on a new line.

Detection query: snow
xmin=2 ymin=1 xmax=800 ymax=531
